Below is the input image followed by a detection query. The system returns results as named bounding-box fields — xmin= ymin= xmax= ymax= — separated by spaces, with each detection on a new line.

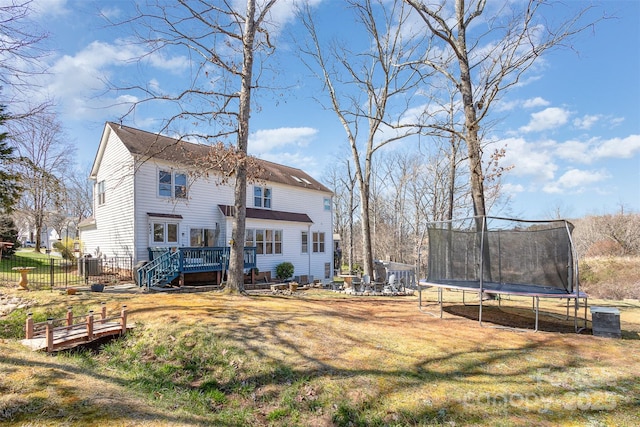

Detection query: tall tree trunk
xmin=454 ymin=0 xmax=491 ymax=282
xmin=227 ymin=0 xmax=257 ymax=293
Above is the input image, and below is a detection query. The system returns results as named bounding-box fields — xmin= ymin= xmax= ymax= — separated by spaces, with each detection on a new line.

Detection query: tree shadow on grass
xmin=3 ymin=293 xmax=638 ymax=426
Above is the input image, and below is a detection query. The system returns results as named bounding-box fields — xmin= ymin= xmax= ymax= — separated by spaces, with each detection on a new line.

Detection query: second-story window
xmin=254 ymin=186 xmax=272 ymax=208
xmin=159 ymin=169 xmax=187 ymax=199
xmin=97 ymin=180 xmax=106 ymax=206
xmin=324 ymin=197 xmax=331 ymax=211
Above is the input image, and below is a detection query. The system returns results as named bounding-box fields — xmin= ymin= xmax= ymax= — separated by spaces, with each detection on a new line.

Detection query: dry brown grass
xmin=0 ymin=285 xmax=639 ymax=426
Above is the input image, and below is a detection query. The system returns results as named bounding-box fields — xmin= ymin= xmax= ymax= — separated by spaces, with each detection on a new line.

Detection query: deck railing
xmin=140 ymin=246 xmax=257 ymax=288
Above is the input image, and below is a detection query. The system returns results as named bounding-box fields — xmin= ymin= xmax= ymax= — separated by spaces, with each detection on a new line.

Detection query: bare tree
xmin=404 ymin=0 xmax=597 ymax=224
xmin=323 ymin=156 xmax=360 ymax=274
xmin=64 ymin=164 xmax=93 ymax=236
xmin=574 ymin=210 xmax=640 ymax=257
xmin=300 ymin=0 xmax=423 ymax=277
xmin=10 ymin=113 xmax=73 ymax=252
xmin=0 ymin=0 xmax=52 ymax=122
xmin=111 ymin=0 xmax=278 ymax=293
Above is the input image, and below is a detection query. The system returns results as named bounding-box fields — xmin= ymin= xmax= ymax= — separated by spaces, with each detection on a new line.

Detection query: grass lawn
xmin=0 ymin=284 xmax=639 ymax=426
xmin=1 ymin=249 xmax=83 ymax=289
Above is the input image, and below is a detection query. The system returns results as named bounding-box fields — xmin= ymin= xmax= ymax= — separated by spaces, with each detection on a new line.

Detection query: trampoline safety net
xmin=427 ymin=217 xmax=576 ymax=293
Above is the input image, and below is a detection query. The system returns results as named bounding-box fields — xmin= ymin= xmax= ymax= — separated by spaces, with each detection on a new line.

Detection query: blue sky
xmin=14 ymin=0 xmax=640 ymax=219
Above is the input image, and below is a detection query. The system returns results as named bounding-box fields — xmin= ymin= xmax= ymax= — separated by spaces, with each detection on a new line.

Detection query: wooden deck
xmin=21 ymin=304 xmax=131 ymax=352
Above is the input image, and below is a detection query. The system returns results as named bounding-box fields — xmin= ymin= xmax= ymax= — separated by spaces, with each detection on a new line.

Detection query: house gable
xmin=107 ymin=121 xmax=332 ymax=194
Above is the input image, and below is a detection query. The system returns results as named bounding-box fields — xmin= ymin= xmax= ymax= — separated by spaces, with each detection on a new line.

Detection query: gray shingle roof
xmin=107 ymin=122 xmax=331 ymax=194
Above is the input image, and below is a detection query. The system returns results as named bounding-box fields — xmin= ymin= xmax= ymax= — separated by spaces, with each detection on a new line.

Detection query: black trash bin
xmin=590 ymin=306 xmax=621 ymax=338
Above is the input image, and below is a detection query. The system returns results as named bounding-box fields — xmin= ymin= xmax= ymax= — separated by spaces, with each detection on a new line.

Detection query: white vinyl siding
xmin=80 ymin=128 xmax=135 ymax=259
xmin=81 ymin=123 xmax=334 ymax=284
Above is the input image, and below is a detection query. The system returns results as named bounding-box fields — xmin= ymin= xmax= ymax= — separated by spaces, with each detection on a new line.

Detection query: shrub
xmin=53 ymin=237 xmax=77 ymax=260
xmin=275 ymin=262 xmax=294 ymax=280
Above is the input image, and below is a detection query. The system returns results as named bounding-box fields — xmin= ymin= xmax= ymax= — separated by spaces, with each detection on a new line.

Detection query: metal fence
xmin=0 ymin=256 xmax=133 ymax=290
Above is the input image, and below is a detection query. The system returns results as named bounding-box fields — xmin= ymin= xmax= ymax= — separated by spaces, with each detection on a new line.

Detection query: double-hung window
xmin=301 ymin=231 xmax=308 ymax=254
xmin=159 ymin=169 xmax=187 ymax=199
xmin=152 ymin=222 xmax=178 ymax=244
xmin=96 ymin=181 xmax=106 ymax=206
xmin=254 ymin=186 xmax=272 ymax=208
xmin=246 ymin=228 xmax=282 ymax=255
xmin=312 ymin=232 xmax=325 ymax=253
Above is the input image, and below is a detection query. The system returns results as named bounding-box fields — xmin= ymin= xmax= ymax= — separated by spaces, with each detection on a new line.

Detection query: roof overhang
xmin=218 ymin=205 xmax=313 ymax=223
xmin=147 ymin=212 xmax=184 ymax=219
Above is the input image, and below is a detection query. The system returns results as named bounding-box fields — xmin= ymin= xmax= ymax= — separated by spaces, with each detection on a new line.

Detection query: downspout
xmin=308 ymin=223 xmax=312 ymax=280
xmin=132 ymin=154 xmax=138 ymax=264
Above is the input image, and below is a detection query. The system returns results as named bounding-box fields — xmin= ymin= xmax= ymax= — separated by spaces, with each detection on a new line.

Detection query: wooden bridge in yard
xmin=21 ymin=303 xmax=131 ymax=352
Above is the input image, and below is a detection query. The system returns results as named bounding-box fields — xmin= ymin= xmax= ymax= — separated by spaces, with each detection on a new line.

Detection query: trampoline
xmin=418 ymin=216 xmax=588 ymax=332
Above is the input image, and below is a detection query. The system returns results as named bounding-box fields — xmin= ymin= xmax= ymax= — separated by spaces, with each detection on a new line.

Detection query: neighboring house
xmin=79 ymin=122 xmax=334 ymax=285
xmin=16 ymin=222 xmax=61 ymax=250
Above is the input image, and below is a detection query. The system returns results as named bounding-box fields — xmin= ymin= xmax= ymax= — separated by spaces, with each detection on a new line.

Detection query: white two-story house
xmin=79 ymin=122 xmax=334 ymax=285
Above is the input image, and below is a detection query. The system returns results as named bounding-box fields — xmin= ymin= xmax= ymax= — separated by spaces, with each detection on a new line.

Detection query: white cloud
xmin=520 ymin=107 xmax=570 ymax=133
xmin=554 ymin=135 xmax=640 ymax=164
xmin=610 ymin=117 xmax=625 ymax=127
xmin=573 ymin=114 xmax=600 ymax=130
xmin=498 ymin=137 xmax=557 ymax=181
xmin=592 ymin=134 xmax=640 ymax=159
xmin=100 ymin=6 xmax=122 ymax=20
xmin=249 ymin=127 xmax=318 ymax=153
xmin=543 ymin=168 xmax=610 ymax=194
xmin=502 ymin=183 xmax=524 ymax=194
xmin=31 ymin=0 xmax=70 ymax=17
xmin=494 ymin=99 xmax=519 ymax=112
xmin=259 ymin=151 xmax=321 ymax=178
xmin=554 ymin=139 xmax=591 ymax=163
xmin=37 ymin=39 xmax=189 ymax=120
xmin=522 ymin=97 xmax=550 ymax=109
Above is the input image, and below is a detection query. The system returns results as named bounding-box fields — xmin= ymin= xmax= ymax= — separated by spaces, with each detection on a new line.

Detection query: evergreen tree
xmin=0 ymin=216 xmax=19 ymax=257
xmin=0 ymin=104 xmax=21 ymax=213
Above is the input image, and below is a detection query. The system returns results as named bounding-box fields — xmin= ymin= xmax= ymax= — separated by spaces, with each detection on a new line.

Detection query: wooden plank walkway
xmin=21 ymin=304 xmax=131 ymax=352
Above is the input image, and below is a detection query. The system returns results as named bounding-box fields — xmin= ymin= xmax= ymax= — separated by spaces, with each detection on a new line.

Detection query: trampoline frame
xmin=418 ymin=216 xmax=588 ymax=332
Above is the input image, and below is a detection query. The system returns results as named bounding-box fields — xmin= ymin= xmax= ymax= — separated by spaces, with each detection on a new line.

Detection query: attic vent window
xmin=291 ymin=175 xmax=303 ymax=183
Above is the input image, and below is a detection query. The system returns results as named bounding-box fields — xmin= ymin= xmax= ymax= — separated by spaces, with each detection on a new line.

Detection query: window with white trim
xmin=159 ymin=169 xmax=187 ymax=199
xmin=152 ymin=222 xmax=178 ymax=244
xmin=97 ymin=180 xmax=106 ymax=206
xmin=245 ymin=229 xmax=255 ymax=247
xmin=246 ymin=228 xmax=282 ymax=255
xmin=323 ymin=197 xmax=331 ymax=211
xmin=301 ymin=231 xmax=308 ymax=254
xmin=253 ymin=186 xmax=272 ymax=208
xmin=312 ymin=232 xmax=325 ymax=253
